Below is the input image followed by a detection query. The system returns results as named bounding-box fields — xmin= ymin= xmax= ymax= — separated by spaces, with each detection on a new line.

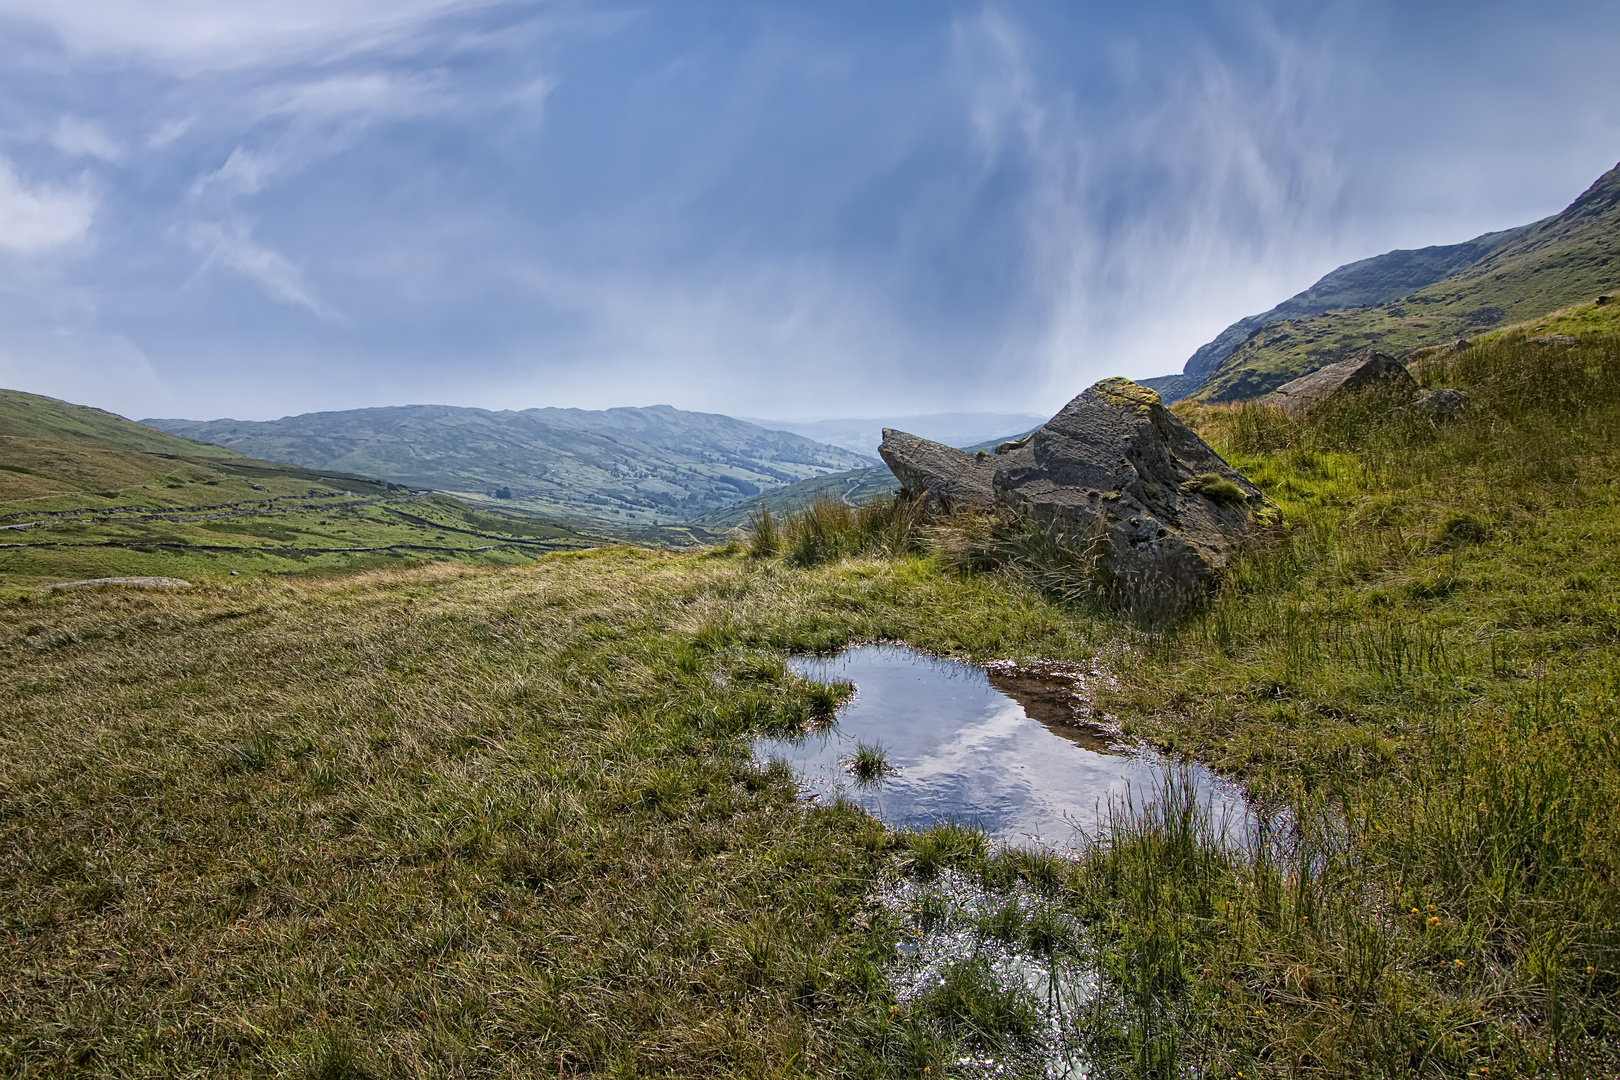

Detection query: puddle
xmin=756 ymin=644 xmax=1249 ymax=850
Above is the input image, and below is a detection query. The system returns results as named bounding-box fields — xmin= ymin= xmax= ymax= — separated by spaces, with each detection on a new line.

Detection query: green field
xmin=3 ymin=324 xmax=1619 ymax=1077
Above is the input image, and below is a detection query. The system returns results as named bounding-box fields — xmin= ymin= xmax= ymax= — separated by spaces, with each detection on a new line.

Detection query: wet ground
xmin=755 ymin=644 xmax=1249 ymax=850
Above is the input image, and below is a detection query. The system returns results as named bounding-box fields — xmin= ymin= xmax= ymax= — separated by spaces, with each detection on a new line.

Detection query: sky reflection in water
xmin=755 ymin=645 xmax=1248 ymax=849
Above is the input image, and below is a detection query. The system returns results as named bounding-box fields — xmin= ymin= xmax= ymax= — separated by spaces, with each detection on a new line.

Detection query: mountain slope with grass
xmin=1188 ymin=159 xmax=1620 ymax=402
xmin=0 ymin=388 xmax=599 ymax=586
xmin=1141 ymin=223 xmax=1534 ymax=402
xmin=5 ymin=321 xmax=1620 ymax=1076
xmin=147 ymin=404 xmax=876 ymax=527
xmin=0 ymin=388 xmax=245 ymax=460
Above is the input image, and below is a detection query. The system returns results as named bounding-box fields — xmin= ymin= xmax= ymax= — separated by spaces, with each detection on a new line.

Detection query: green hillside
xmin=0 ymin=389 xmax=600 ymax=586
xmin=0 ymin=389 xmax=244 ymax=459
xmin=693 ymin=465 xmax=895 ymax=529
xmin=147 ymin=404 xmax=876 ymax=528
xmin=1191 ymin=160 xmax=1620 ymax=402
xmin=1142 ymin=223 xmax=1532 ymax=402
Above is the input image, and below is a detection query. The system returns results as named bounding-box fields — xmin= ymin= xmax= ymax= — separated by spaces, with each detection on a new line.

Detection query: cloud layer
xmin=0 ymin=0 xmax=1618 ymax=422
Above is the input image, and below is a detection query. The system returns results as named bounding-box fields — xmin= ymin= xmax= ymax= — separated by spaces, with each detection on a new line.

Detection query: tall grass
xmin=1078 ymin=329 xmax=1620 ymax=1076
xmin=749 ymin=494 xmax=925 ymax=566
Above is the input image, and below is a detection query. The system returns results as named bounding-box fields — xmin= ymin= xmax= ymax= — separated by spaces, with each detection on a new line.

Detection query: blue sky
xmin=1 ymin=0 xmax=1618 ymax=423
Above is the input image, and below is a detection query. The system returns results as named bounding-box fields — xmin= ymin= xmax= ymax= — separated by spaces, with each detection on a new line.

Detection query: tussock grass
xmin=0 ymin=545 xmax=1101 ymax=1078
xmin=1075 ymin=330 xmax=1620 ymax=1076
xmin=7 ymin=330 xmax=1620 ymax=1076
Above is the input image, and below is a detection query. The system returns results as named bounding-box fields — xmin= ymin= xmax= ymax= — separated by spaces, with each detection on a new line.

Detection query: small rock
xmin=1530 ymin=334 xmax=1577 ymax=346
xmin=1412 ymin=388 xmax=1471 ymax=421
xmin=1269 ymin=349 xmax=1417 ymax=416
xmin=46 ymin=577 xmax=192 ymax=590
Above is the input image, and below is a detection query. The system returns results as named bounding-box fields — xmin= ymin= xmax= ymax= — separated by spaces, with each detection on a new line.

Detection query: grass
xmin=5 ymin=328 xmax=1620 ymax=1076
xmin=0 ymin=437 xmax=599 ymax=587
xmin=845 ymin=742 xmax=892 ymax=786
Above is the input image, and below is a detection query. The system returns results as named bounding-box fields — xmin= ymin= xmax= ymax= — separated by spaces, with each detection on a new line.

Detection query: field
xmin=2 ymin=327 xmax=1619 ymax=1077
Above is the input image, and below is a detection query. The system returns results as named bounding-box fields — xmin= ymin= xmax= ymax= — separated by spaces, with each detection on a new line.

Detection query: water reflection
xmin=756 ymin=644 xmax=1248 ymax=849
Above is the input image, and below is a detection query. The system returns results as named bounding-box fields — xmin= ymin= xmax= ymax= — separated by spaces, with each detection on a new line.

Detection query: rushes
xmin=748 ymin=493 xmax=924 ymax=566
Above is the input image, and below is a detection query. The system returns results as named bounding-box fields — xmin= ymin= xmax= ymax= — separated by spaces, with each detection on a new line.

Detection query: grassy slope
xmin=693 ymin=466 xmax=895 ymax=529
xmin=3 ymin=329 xmax=1619 ymax=1077
xmin=0 ymin=390 xmax=600 ymax=586
xmin=0 ymin=389 xmax=244 ymax=460
xmin=1192 ymin=161 xmax=1620 ymax=402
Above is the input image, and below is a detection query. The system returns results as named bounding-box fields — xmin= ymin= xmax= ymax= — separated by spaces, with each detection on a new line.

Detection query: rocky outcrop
xmin=1268 ymin=349 xmax=1417 ymax=416
xmin=878 ymin=428 xmax=1022 ymax=514
xmin=880 ymin=378 xmax=1270 ymax=599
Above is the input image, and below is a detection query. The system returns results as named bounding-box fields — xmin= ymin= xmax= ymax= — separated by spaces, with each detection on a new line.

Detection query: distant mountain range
xmin=1148 ymin=158 xmax=1620 ymax=403
xmin=146 ymin=404 xmax=876 ymax=527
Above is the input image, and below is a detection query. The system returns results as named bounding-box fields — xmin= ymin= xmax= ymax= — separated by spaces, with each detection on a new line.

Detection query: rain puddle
xmin=755 ymin=644 xmax=1250 ymax=849
xmin=755 ymin=645 xmax=1259 ymax=1078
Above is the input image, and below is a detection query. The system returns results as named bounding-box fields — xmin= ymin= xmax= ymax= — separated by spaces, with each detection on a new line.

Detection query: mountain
xmin=742 ymin=412 xmax=1047 ymax=457
xmin=1184 ymin=160 xmax=1620 ymax=403
xmin=1141 ymin=225 xmax=1535 ymax=403
xmin=1 ymin=387 xmax=598 ymax=585
xmin=145 ymin=404 xmax=876 ymax=527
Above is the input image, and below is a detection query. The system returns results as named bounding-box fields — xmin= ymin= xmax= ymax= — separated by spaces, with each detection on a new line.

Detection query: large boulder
xmin=994 ymin=378 xmax=1267 ymax=598
xmin=1268 ymin=349 xmax=1416 ymax=415
xmin=879 ymin=378 xmax=1270 ymax=599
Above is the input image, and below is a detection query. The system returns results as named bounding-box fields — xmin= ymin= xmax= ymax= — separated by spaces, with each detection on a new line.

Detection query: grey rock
xmin=1269 ymin=349 xmax=1417 ymax=416
xmin=1412 ymin=388 xmax=1471 ymax=421
xmin=992 ymin=378 xmax=1268 ymax=599
xmin=1531 ymin=334 xmax=1577 ymax=346
xmin=879 ymin=428 xmax=1016 ymax=514
xmin=880 ymin=378 xmax=1271 ymax=600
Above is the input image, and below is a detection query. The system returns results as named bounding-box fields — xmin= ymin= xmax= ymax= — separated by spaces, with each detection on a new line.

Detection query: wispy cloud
xmin=0 ymin=0 xmax=503 ymax=71
xmin=184 ymin=220 xmax=335 ymax=317
xmin=51 ymin=116 xmax=124 ymax=163
xmin=0 ymin=159 xmax=94 ymax=252
xmin=954 ymin=5 xmax=1347 ymax=393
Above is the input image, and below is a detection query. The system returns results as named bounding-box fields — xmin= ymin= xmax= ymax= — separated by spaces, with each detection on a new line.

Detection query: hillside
xmin=0 ymin=389 xmax=599 ymax=586
xmin=1189 ymin=159 xmax=1620 ymax=402
xmin=0 ymin=389 xmax=245 ymax=460
xmin=1140 ymin=224 xmax=1533 ymax=402
xmin=147 ymin=404 xmax=876 ymax=527
xmin=7 ymin=326 xmax=1620 ymax=1076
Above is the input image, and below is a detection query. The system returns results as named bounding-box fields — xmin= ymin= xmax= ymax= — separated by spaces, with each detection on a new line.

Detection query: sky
xmin=1 ymin=1 xmax=1618 ymax=424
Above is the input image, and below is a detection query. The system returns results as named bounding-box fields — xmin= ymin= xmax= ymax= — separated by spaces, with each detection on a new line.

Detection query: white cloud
xmin=0 ymin=160 xmax=94 ymax=252
xmin=52 ymin=116 xmax=124 ymax=162
xmin=264 ymin=71 xmax=446 ymax=119
xmin=184 ymin=220 xmax=334 ymax=317
xmin=0 ymin=0 xmax=501 ymax=70
xmin=147 ymin=117 xmax=193 ymax=148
